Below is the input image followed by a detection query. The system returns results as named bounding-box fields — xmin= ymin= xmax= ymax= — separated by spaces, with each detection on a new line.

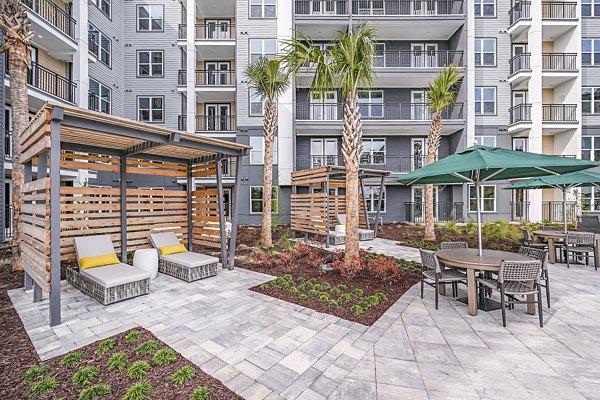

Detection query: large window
xmin=475 ymin=38 xmax=496 ymax=66
xmin=582 ymin=87 xmax=600 ymax=114
xmin=137 ymin=51 xmax=163 ymax=77
xmin=92 ymin=0 xmax=111 ymax=18
xmin=358 ymin=90 xmax=383 ymax=118
xmin=582 ymin=136 xmax=600 ymax=162
xmin=582 ymin=187 xmax=600 ymax=211
xmin=137 ymin=5 xmax=163 ymax=31
xmin=137 ymin=97 xmax=163 ymax=122
xmin=475 ymin=0 xmax=495 ymax=16
xmin=250 ymin=39 xmax=277 ymax=62
xmin=250 ymin=186 xmax=278 ymax=213
xmin=364 ymin=186 xmax=386 ymax=213
xmin=249 ymin=136 xmax=278 ymax=165
xmin=469 ymin=185 xmax=496 ymax=212
xmin=582 ymin=0 xmax=600 ymax=16
xmin=88 ymin=24 xmax=111 ymax=67
xmin=250 ymin=0 xmax=276 ymax=17
xmin=249 ymin=88 xmax=264 ymax=116
xmin=475 ymin=87 xmax=496 ymax=115
xmin=477 ymin=136 xmax=496 ymax=147
xmin=89 ymin=78 xmax=111 ymax=114
xmin=582 ymin=39 xmax=600 ymax=66
xmin=360 ymin=138 xmax=385 ymax=164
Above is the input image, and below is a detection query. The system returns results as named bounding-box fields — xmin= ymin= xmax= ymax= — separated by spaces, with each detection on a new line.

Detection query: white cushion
xmin=328 ymin=231 xmax=346 ymax=238
xmin=161 ymin=252 xmax=219 ymax=269
xmin=80 ymin=263 xmax=150 ymax=288
xmin=150 ymin=232 xmax=181 ymax=249
xmin=75 ymin=235 xmax=116 ymax=260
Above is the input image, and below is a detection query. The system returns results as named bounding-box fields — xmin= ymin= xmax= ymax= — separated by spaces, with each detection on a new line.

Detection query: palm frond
xmin=426 ymin=65 xmax=463 ymax=113
xmin=244 ymin=57 xmax=290 ymax=101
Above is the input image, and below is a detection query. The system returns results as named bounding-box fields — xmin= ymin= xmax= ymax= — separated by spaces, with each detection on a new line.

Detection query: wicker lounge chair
xmin=149 ymin=232 xmax=220 ymax=282
xmin=66 ymin=235 xmax=151 ymax=305
xmin=336 ymin=214 xmax=375 ymax=241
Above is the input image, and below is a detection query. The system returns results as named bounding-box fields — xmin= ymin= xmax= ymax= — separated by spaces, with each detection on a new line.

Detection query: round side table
xmin=133 ymin=249 xmax=159 ymax=279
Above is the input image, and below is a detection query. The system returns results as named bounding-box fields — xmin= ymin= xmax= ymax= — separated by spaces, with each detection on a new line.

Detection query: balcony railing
xmin=296 ymin=102 xmax=464 ymax=121
xmin=296 ymin=154 xmax=440 ymax=173
xmin=542 ymin=201 xmax=577 ymax=223
xmin=178 ymin=23 xmax=235 ymax=40
xmin=27 ymin=61 xmax=76 ymax=103
xmin=509 ymin=53 xmax=531 ymax=75
xmin=542 ymin=53 xmax=577 ymax=70
xmin=509 ymin=1 xmax=531 ymax=25
xmin=404 ymin=202 xmax=464 ymax=223
xmin=5 ymin=205 xmax=12 ymax=239
xmin=510 ymin=201 xmax=530 ymax=221
xmin=509 ymin=104 xmax=532 ymax=124
xmin=543 ymin=104 xmax=577 ymax=122
xmin=374 ymin=50 xmax=463 ymax=68
xmin=294 ymin=0 xmax=464 ymax=16
xmin=542 ymin=1 xmax=577 ymax=19
xmin=178 ymin=70 xmax=236 ymax=86
xmin=178 ymin=115 xmax=236 ymax=132
xmin=4 ymin=130 xmax=12 ymax=160
xmin=88 ymin=32 xmax=98 ymax=55
xmin=22 ymin=0 xmax=76 ymax=39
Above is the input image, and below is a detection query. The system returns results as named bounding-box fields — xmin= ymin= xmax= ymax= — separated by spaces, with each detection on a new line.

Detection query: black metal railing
xmin=509 ymin=104 xmax=532 ymax=124
xmin=542 ymin=1 xmax=577 ymax=18
xmin=4 ymin=130 xmax=12 ymax=160
xmin=509 ymin=53 xmax=531 ymax=74
xmin=509 ymin=1 xmax=531 ymax=25
xmin=542 ymin=53 xmax=577 ymax=70
xmin=22 ymin=0 xmax=76 ymax=39
xmin=27 ymin=61 xmax=76 ymax=103
xmin=296 ymin=154 xmax=440 ymax=173
xmin=178 ymin=70 xmax=236 ymax=86
xmin=404 ymin=202 xmax=464 ymax=223
xmin=178 ymin=115 xmax=236 ymax=132
xmin=5 ymin=205 xmax=12 ymax=239
xmin=542 ymin=201 xmax=577 ymax=222
xmin=374 ymin=50 xmax=463 ymax=68
xmin=510 ymin=201 xmax=530 ymax=221
xmin=296 ymin=102 xmax=463 ymax=121
xmin=88 ymin=32 xmax=98 ymax=55
xmin=542 ymin=104 xmax=577 ymax=122
xmin=294 ymin=0 xmax=464 ymax=15
xmin=178 ymin=23 xmax=235 ymax=40
xmin=88 ymin=91 xmax=100 ymax=112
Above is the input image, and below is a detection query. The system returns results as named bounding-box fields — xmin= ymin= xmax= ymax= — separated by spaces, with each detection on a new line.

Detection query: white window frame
xmin=475 ymin=38 xmax=496 ymax=66
xmin=475 ymin=87 xmax=496 ymax=115
xmin=88 ymin=24 xmax=111 ymax=67
xmin=249 ymin=88 xmax=264 ymax=116
xmin=249 ymin=39 xmax=277 ymax=62
xmin=357 ymin=90 xmax=384 ymax=118
xmin=469 ymin=185 xmax=497 ymax=213
xmin=360 ymin=138 xmax=386 ymax=165
xmin=137 ymin=50 xmax=163 ymax=77
xmin=249 ymin=186 xmax=279 ymax=214
xmin=513 ymin=138 xmax=528 ymax=152
xmin=137 ymin=4 xmax=164 ymax=32
xmin=364 ymin=186 xmax=386 ymax=213
xmin=582 ymin=0 xmax=600 ymax=17
xmin=474 ymin=0 xmax=496 ymax=16
xmin=582 ymin=136 xmax=600 ymax=162
xmin=582 ymin=38 xmax=600 ymax=66
xmin=92 ymin=0 xmax=111 ymax=18
xmin=477 ymin=136 xmax=496 ymax=147
xmin=89 ymin=78 xmax=111 ymax=114
xmin=249 ymin=136 xmax=278 ymax=165
xmin=137 ymin=96 xmax=164 ymax=123
xmin=582 ymin=87 xmax=600 ymax=115
xmin=250 ymin=0 xmax=277 ymax=18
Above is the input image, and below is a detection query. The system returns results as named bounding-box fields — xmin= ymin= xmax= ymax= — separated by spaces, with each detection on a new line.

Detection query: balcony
xmin=5 ymin=61 xmax=76 ymax=103
xmin=542 ymin=201 xmax=577 ymax=223
xmin=374 ymin=50 xmax=463 ymax=68
xmin=509 ymin=1 xmax=531 ymax=25
xmin=4 ymin=130 xmax=11 ymax=160
xmin=296 ymin=154 xmax=440 ymax=173
xmin=542 ymin=2 xmax=577 ymax=19
xmin=294 ymin=0 xmax=464 ymax=16
xmin=178 ymin=23 xmax=236 ymax=59
xmin=178 ymin=23 xmax=235 ymax=40
xmin=509 ymin=53 xmax=531 ymax=75
xmin=542 ymin=53 xmax=577 ymax=70
xmin=178 ymin=115 xmax=236 ymax=133
xmin=404 ymin=202 xmax=464 ymax=223
xmin=296 ymin=102 xmax=464 ymax=121
xmin=510 ymin=201 xmax=530 ymax=221
xmin=22 ymin=0 xmax=76 ymax=39
xmin=178 ymin=70 xmax=236 ymax=87
xmin=543 ymin=104 xmax=577 ymax=122
xmin=509 ymin=104 xmax=532 ymax=128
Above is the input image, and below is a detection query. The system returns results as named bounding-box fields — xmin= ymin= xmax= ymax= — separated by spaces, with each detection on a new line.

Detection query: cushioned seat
xmin=161 ymin=252 xmax=219 ymax=268
xmin=81 ymin=263 xmax=151 ymax=288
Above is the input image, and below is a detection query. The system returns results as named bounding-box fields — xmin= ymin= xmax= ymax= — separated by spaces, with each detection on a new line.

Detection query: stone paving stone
xmin=411 ymin=341 xmax=459 ymax=365
xmin=256 ymin=364 xmax=300 ymax=394
xmin=405 ymin=324 xmax=446 ymax=344
xmin=279 ymin=350 xmax=319 ymax=375
xmin=375 ymin=357 xmax=424 ymax=389
xmin=328 ymin=378 xmax=376 ymax=400
xmin=419 ymin=362 xmax=479 ymax=398
xmin=374 ymin=338 xmax=415 ymax=361
xmin=377 ymin=383 xmax=429 ymax=400
xmin=309 ymin=375 xmax=339 ymax=398
xmin=450 ymin=344 xmax=508 ymax=372
xmin=280 ymin=367 xmax=321 ymax=399
xmin=346 ymin=350 xmax=375 ymax=382
xmin=235 ymin=360 xmax=266 ymax=380
xmin=247 ymin=346 xmax=286 ymax=371
xmin=212 ymin=364 xmax=240 ymax=383
xmin=464 ymin=368 xmax=530 ymax=400
xmin=296 ymin=388 xmax=326 ymax=400
xmin=240 ymin=382 xmax=273 ymax=400
xmin=515 ymin=372 xmax=588 ymax=400
xmin=226 ymin=372 xmax=255 ymax=394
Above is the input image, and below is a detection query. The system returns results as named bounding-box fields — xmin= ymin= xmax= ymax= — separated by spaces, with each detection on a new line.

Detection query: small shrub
xmin=127 ymin=361 xmax=150 ymax=380
xmin=108 ymin=352 xmax=128 ymax=370
xmin=319 ymin=293 xmax=329 ymax=303
xmin=96 ymin=338 xmax=116 ymax=355
xmin=375 ymin=292 xmax=388 ymax=302
xmin=282 ymin=274 xmax=293 ymax=281
xmin=125 ymin=330 xmax=142 ymax=343
xmin=259 ymin=283 xmax=269 ymax=290
xmin=289 ymin=287 xmax=299 ymax=294
xmin=298 ymin=294 xmax=308 ymax=301
xmin=350 ymin=305 xmax=365 ymax=317
xmin=72 ymin=366 xmax=99 ymax=386
xmin=312 ymin=284 xmax=322 ymax=291
xmin=122 ymin=381 xmax=152 ymax=400
xmin=358 ymin=299 xmax=370 ymax=309
xmin=296 ymin=276 xmax=306 ymax=283
xmin=190 ymin=386 xmax=212 ymax=400
xmin=308 ymin=289 xmax=318 ymax=297
xmin=135 ymin=340 xmax=158 ymax=355
xmin=351 ymin=288 xmax=364 ymax=298
xmin=321 ymin=282 xmax=331 ymax=290
xmin=27 ymin=377 xmax=58 ymax=397
xmin=152 ymin=348 xmax=177 ymax=367
xmin=338 ymin=294 xmax=352 ymax=304
xmin=170 ymin=365 xmax=195 ymax=385
xmin=336 ymin=284 xmax=348 ymax=291
xmin=22 ymin=365 xmax=51 ymax=382
xmin=307 ymin=278 xmax=317 ymax=285
xmin=59 ymin=352 xmax=84 ymax=368
xmin=280 ymin=281 xmax=292 ymax=289
xmin=329 ymin=288 xmax=341 ymax=297
xmin=367 ymin=295 xmax=380 ymax=307
xmin=329 ymin=300 xmax=339 ymax=308
xmin=78 ymin=384 xmax=111 ymax=400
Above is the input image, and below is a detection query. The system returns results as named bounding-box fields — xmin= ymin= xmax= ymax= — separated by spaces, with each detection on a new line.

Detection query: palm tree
xmin=282 ymin=23 xmax=376 ymax=271
xmin=424 ymin=66 xmax=462 ymax=241
xmin=244 ymin=57 xmax=290 ymax=248
xmin=0 ymin=0 xmax=34 ymax=270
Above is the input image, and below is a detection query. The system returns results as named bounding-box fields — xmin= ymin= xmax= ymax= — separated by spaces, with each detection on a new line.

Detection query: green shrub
xmin=108 ymin=352 xmax=128 ymax=371
xmin=296 ymin=277 xmax=306 ymax=283
xmin=127 ymin=361 xmax=150 ymax=380
xmin=358 ymin=300 xmax=370 ymax=309
xmin=72 ymin=366 xmax=99 ymax=386
xmin=135 ymin=340 xmax=158 ymax=355
xmin=329 ymin=300 xmax=339 ymax=308
xmin=329 ymin=288 xmax=341 ymax=297
xmin=22 ymin=365 xmax=51 ymax=382
xmin=78 ymin=384 xmax=112 ymax=400
xmin=122 ymin=381 xmax=152 ymax=400
xmin=312 ymin=284 xmax=322 ymax=291
xmin=308 ymin=289 xmax=318 ymax=297
xmin=170 ymin=365 xmax=195 ymax=385
xmin=152 ymin=348 xmax=177 ymax=367
xmin=351 ymin=288 xmax=364 ymax=298
xmin=367 ymin=295 xmax=380 ymax=307
xmin=259 ymin=283 xmax=269 ymax=290
xmin=190 ymin=386 xmax=212 ymax=400
xmin=298 ymin=294 xmax=308 ymax=301
xmin=59 ymin=352 xmax=84 ymax=369
xmin=336 ymin=284 xmax=347 ymax=291
xmin=350 ymin=305 xmax=365 ymax=317
xmin=282 ymin=274 xmax=293 ymax=281
xmin=338 ymin=294 xmax=352 ymax=304
xmin=289 ymin=287 xmax=299 ymax=294
xmin=27 ymin=377 xmax=58 ymax=397
xmin=307 ymin=278 xmax=317 ymax=285
xmin=280 ymin=281 xmax=292 ymax=289
xmin=321 ymin=282 xmax=331 ymax=290
xmin=125 ymin=330 xmax=142 ymax=343
xmin=375 ymin=292 xmax=388 ymax=302
xmin=319 ymin=293 xmax=329 ymax=303
xmin=96 ymin=338 xmax=116 ymax=355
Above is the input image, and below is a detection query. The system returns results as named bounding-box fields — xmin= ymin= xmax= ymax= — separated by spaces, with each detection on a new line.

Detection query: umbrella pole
xmin=476 ymin=181 xmax=483 ymax=256
xmin=562 ymin=188 xmax=567 ymax=234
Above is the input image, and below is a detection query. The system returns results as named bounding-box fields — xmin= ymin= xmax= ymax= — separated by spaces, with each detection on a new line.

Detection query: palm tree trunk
xmin=342 ymin=91 xmax=363 ymax=270
xmin=261 ymin=98 xmax=277 ymax=248
xmin=424 ymin=113 xmax=442 ymax=241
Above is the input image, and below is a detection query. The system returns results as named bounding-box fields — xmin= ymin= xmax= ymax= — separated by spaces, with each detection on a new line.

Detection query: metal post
xmin=187 ymin=162 xmax=194 ymax=250
xmin=374 ymin=175 xmax=385 ymax=237
xmin=359 ymin=176 xmax=370 ymax=230
xmin=475 ymin=180 xmax=483 ymax=256
xmin=24 ymin=161 xmax=33 ymax=291
xmin=120 ymin=154 xmax=127 ymax=263
xmin=215 ymin=156 xmax=228 ymax=268
xmin=49 ymin=108 xmax=63 ymax=326
xmin=228 ymin=155 xmax=242 ymax=269
xmin=562 ymin=188 xmax=568 ymax=234
xmin=325 ymin=174 xmax=330 ymax=248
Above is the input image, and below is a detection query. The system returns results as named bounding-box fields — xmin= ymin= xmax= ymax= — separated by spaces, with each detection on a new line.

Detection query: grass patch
xmin=59 ymin=352 xmax=84 ymax=369
xmin=71 ymin=366 xmax=99 ymax=386
xmin=170 ymin=365 xmax=195 ymax=385
xmin=152 ymin=348 xmax=177 ymax=367
xmin=78 ymin=383 xmax=111 ymax=400
xmin=22 ymin=365 xmax=51 ymax=382
xmin=190 ymin=386 xmax=212 ymax=400
xmin=127 ymin=361 xmax=150 ymax=380
xmin=122 ymin=380 xmax=152 ymax=400
xmin=107 ymin=352 xmax=128 ymax=370
xmin=27 ymin=377 xmax=58 ymax=397
xmin=135 ymin=340 xmax=158 ymax=355
xmin=96 ymin=338 xmax=116 ymax=356
xmin=124 ymin=330 xmax=142 ymax=343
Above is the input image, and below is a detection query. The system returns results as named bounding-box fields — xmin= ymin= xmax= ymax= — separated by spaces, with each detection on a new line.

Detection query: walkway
xmin=9 ymin=241 xmax=600 ymax=400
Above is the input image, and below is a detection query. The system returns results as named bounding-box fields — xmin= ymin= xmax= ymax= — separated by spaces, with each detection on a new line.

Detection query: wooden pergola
xmin=290 ymin=165 xmax=390 ymax=247
xmin=18 ymin=103 xmax=249 ymax=326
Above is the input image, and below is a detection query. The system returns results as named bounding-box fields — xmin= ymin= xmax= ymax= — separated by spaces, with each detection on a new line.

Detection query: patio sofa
xmin=66 ymin=235 xmax=151 ymax=305
xmin=149 ymin=232 xmax=220 ymax=282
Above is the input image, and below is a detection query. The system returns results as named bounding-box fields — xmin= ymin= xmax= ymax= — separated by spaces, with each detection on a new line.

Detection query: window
xmin=469 ymin=185 xmax=496 ymax=212
xmin=582 ymin=39 xmax=600 ymax=66
xmin=582 ymin=187 xmax=600 ymax=211
xmin=582 ymin=0 xmax=600 ymax=16
xmin=137 ymin=97 xmax=163 ymax=122
xmin=582 ymin=87 xmax=600 ymax=114
xmin=364 ymin=186 xmax=386 ymax=213
xmin=477 ymin=136 xmax=496 ymax=147
xmin=137 ymin=5 xmax=163 ymax=31
xmin=360 ymin=138 xmax=385 ymax=164
xmin=92 ymin=0 xmax=111 ymax=18
xmin=250 ymin=186 xmax=278 ymax=213
xmin=250 ymin=0 xmax=276 ymax=17
xmin=89 ymin=78 xmax=111 ymax=114
xmin=249 ymin=136 xmax=278 ymax=165
xmin=137 ymin=51 xmax=163 ymax=77
xmin=475 ymin=87 xmax=496 ymax=115
xmin=249 ymin=88 xmax=264 ymax=116
xmin=475 ymin=38 xmax=496 ymax=66
xmin=88 ymin=24 xmax=111 ymax=67
xmin=358 ymin=90 xmax=383 ymax=118
xmin=250 ymin=39 xmax=277 ymax=62
xmin=475 ymin=0 xmax=495 ymax=16
xmin=513 ymin=138 xmax=528 ymax=152
xmin=582 ymin=136 xmax=600 ymax=162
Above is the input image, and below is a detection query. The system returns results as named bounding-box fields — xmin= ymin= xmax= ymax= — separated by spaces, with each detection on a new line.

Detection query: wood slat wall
xmin=290 ymin=193 xmax=367 ymax=236
xmin=126 ymin=159 xmax=187 ymax=177
xmin=191 ymin=188 xmax=221 ymax=248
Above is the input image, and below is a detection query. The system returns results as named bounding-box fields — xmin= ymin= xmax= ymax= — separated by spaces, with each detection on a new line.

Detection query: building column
xmin=186 ymin=0 xmax=196 ymax=134
xmin=72 ymin=0 xmax=89 ymax=109
xmin=120 ymin=154 xmax=128 ymax=263
xmin=277 ymin=0 xmax=294 ymax=186
xmin=49 ymin=108 xmax=64 ymax=327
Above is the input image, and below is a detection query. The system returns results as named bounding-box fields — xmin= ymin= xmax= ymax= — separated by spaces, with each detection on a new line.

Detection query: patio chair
xmin=337 ymin=214 xmax=375 ymax=241
xmin=149 ymin=232 xmax=220 ymax=282
xmin=578 ymin=215 xmax=600 ymax=234
xmin=419 ymin=249 xmax=466 ymax=310
xmin=565 ymin=232 xmax=597 ymax=271
xmin=521 ymin=229 xmax=548 ymax=250
xmin=518 ymin=246 xmax=550 ymax=308
xmin=67 ymin=235 xmax=151 ymax=305
xmin=477 ymin=260 xmax=544 ymax=327
xmin=440 ymin=242 xmax=468 ymax=250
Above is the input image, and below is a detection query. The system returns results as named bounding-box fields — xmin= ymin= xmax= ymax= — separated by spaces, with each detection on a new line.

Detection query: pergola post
xmin=33 ymin=152 xmax=48 ymax=303
xmin=23 ymin=162 xmax=33 ymax=291
xmin=215 ymin=156 xmax=228 ymax=268
xmin=49 ymin=108 xmax=63 ymax=327
xmin=374 ymin=175 xmax=385 ymax=237
xmin=228 ymin=155 xmax=242 ymax=270
xmin=187 ymin=162 xmax=194 ymax=250
xmin=359 ymin=176 xmax=370 ymax=230
xmin=325 ymin=173 xmax=330 ymax=248
xmin=120 ymin=153 xmax=128 ymax=263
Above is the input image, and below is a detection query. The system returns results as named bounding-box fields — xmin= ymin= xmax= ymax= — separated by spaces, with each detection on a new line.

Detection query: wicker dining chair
xmin=565 ymin=232 xmax=597 ymax=270
xmin=440 ymin=242 xmax=468 ymax=250
xmin=419 ymin=249 xmax=466 ymax=310
xmin=518 ymin=246 xmax=550 ymax=308
xmin=521 ymin=229 xmax=547 ymax=250
xmin=477 ymin=260 xmax=544 ymax=327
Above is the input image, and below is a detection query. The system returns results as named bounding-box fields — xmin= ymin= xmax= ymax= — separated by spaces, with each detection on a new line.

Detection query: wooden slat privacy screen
xmin=191 ymin=188 xmax=222 ymax=248
xmin=290 ymin=193 xmax=367 ymax=235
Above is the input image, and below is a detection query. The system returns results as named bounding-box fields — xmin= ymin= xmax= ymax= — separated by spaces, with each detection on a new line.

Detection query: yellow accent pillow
xmin=159 ymin=244 xmax=188 ymax=256
xmin=79 ymin=253 xmax=120 ymax=270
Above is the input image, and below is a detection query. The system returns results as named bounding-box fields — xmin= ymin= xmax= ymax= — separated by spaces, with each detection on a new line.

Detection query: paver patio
xmin=9 ymin=241 xmax=600 ymax=399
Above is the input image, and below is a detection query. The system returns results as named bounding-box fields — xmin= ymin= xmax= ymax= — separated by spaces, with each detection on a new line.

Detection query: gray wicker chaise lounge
xmin=335 ymin=214 xmax=375 ymax=242
xmin=149 ymin=232 xmax=220 ymax=282
xmin=66 ymin=235 xmax=151 ymax=305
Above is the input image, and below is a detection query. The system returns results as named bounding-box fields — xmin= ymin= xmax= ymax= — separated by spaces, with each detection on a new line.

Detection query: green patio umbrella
xmin=504 ymin=170 xmax=600 ymax=233
xmin=396 ymin=146 xmax=598 ymax=255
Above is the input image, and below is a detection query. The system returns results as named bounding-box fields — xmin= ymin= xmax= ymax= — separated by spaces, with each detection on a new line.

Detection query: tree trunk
xmin=261 ymin=98 xmax=277 ymax=248
xmin=424 ymin=113 xmax=442 ymax=241
xmin=342 ymin=91 xmax=363 ymax=271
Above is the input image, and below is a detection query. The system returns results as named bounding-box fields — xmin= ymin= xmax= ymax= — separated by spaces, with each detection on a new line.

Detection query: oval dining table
xmin=532 ymin=230 xmax=600 ymax=265
xmin=435 ymin=248 xmax=533 ymax=316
